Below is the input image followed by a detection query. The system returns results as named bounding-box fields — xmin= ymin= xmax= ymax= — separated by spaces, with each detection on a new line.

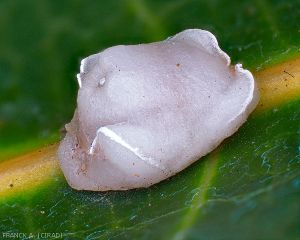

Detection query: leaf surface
xmin=0 ymin=0 xmax=300 ymax=239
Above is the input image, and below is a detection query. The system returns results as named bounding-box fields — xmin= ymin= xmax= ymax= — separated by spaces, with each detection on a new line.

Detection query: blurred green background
xmin=0 ymin=0 xmax=299 ymax=159
xmin=1 ymin=1 xmax=300 ymax=239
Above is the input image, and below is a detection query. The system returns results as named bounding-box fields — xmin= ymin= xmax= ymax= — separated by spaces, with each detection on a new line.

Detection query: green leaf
xmin=0 ymin=0 xmax=300 ymax=239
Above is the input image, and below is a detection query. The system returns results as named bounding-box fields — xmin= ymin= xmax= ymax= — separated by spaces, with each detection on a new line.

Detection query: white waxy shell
xmin=58 ymin=29 xmax=259 ymax=191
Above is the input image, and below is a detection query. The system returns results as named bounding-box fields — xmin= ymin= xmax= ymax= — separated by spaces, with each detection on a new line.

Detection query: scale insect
xmin=58 ymin=29 xmax=259 ymax=191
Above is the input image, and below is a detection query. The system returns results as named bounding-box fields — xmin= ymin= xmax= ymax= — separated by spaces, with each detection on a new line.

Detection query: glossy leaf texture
xmin=0 ymin=0 xmax=300 ymax=239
